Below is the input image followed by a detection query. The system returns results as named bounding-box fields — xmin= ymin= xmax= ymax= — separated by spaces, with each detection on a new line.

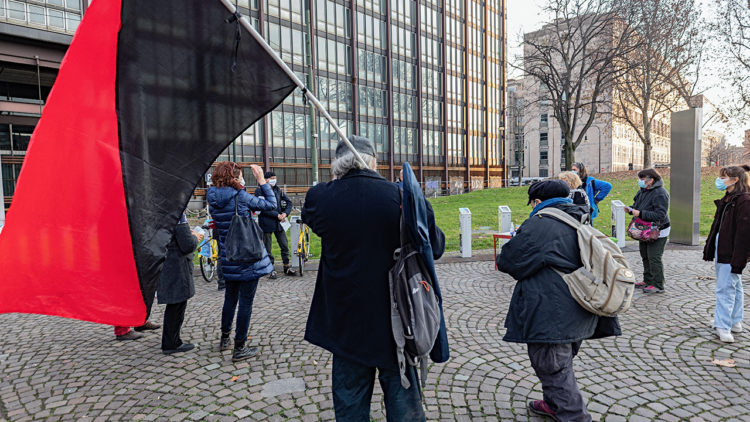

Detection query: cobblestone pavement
xmin=1 ymin=248 xmax=749 ymax=421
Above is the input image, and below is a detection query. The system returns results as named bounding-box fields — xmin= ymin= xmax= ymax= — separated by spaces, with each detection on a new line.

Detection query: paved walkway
xmin=1 ymin=248 xmax=748 ymax=421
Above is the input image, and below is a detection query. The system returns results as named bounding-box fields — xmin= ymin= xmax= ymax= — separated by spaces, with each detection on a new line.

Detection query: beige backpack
xmin=537 ymin=208 xmax=635 ymax=317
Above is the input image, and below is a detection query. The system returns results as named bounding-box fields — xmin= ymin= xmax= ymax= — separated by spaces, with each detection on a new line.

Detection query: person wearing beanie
xmin=254 ymin=170 xmax=295 ymax=278
xmin=497 ymin=179 xmax=621 ymax=421
xmin=301 ymin=135 xmax=446 ymax=420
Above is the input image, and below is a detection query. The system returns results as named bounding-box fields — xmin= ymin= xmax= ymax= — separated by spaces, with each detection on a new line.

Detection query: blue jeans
xmin=714 ymin=262 xmax=744 ymax=330
xmin=221 ymin=279 xmax=259 ymax=344
xmin=331 ymin=355 xmax=425 ymax=422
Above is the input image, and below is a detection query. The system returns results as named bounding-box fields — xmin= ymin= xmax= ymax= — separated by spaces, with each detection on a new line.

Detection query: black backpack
xmin=388 ymin=207 xmax=441 ymax=390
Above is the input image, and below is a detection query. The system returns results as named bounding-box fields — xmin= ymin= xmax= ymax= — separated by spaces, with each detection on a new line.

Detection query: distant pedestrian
xmin=625 ymin=168 xmax=670 ymax=293
xmin=207 ymin=162 xmax=277 ymax=362
xmin=571 ymin=162 xmax=612 ymax=220
xmin=301 ymin=136 xmax=445 ymax=421
xmin=703 ymin=165 xmax=750 ymax=343
xmin=157 ymin=213 xmax=202 ymax=354
xmin=559 ymin=171 xmax=591 ymax=213
xmin=254 ymin=171 xmax=296 ymax=278
xmin=497 ymin=179 xmax=621 ymax=422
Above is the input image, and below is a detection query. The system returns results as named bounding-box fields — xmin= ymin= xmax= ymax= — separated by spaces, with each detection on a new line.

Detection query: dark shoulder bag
xmin=224 ymin=191 xmax=266 ymax=263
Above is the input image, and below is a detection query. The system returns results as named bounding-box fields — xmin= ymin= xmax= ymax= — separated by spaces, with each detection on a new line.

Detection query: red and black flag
xmin=0 ymin=0 xmax=296 ymax=325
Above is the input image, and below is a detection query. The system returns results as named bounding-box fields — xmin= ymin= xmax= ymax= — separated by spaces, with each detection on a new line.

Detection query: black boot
xmin=219 ymin=332 xmax=232 ymax=352
xmin=232 ymin=342 xmax=259 ymax=362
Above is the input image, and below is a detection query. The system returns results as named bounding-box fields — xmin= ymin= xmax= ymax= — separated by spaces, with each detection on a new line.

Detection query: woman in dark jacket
xmin=157 ymin=213 xmax=202 ymax=354
xmin=498 ymin=180 xmax=620 ymax=422
xmin=625 ymin=168 xmax=670 ymax=293
xmin=207 ymin=162 xmax=276 ymax=362
xmin=703 ymin=165 xmax=750 ymax=343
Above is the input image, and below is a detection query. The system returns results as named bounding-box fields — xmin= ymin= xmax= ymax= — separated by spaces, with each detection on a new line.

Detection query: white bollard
xmin=459 ymin=208 xmax=472 ymax=258
xmin=289 ymin=216 xmax=302 ymax=261
xmin=498 ymin=206 xmax=512 ymax=234
xmin=611 ymin=200 xmax=626 ymax=248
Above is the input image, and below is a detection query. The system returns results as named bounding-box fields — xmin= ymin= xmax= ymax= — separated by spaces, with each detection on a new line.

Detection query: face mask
xmin=571 ymin=170 xmax=578 ymax=175
xmin=715 ymin=177 xmax=733 ymax=191
xmin=638 ymin=179 xmax=647 ymax=189
xmin=239 ymin=176 xmax=246 ymax=187
xmin=269 ymin=179 xmax=277 ymax=187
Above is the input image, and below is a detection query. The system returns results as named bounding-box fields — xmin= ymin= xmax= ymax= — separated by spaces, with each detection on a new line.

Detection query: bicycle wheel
xmin=303 ymin=230 xmax=311 ymax=261
xmin=298 ymin=248 xmax=304 ymax=276
xmin=200 ymin=256 xmax=216 ymax=282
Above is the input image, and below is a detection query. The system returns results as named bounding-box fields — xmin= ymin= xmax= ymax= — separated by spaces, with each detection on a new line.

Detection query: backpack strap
xmin=537 ymin=208 xmax=584 ymax=229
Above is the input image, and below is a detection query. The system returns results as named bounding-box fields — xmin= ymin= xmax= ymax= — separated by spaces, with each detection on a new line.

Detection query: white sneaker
xmin=731 ymin=321 xmax=742 ymax=333
xmin=715 ymin=328 xmax=735 ymax=343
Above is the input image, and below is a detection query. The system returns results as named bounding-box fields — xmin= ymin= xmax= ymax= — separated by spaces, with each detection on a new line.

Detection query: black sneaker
xmin=283 ymin=267 xmax=296 ymax=276
xmin=219 ymin=337 xmax=232 ymax=351
xmin=162 ymin=343 xmax=195 ymax=355
xmin=269 ymin=271 xmax=278 ymax=280
xmin=134 ymin=321 xmax=161 ymax=331
xmin=232 ymin=346 xmax=259 ymax=362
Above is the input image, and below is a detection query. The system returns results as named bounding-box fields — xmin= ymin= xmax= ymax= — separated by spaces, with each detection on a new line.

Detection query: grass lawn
xmin=215 ymin=168 xmax=725 ymax=264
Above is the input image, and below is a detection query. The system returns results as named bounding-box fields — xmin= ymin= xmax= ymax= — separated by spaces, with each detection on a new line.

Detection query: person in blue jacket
xmin=207 ymin=162 xmax=277 ymax=362
xmin=571 ymin=162 xmax=612 ymax=220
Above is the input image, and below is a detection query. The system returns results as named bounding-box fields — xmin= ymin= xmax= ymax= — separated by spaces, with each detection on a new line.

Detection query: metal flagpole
xmin=218 ymin=0 xmax=369 ymax=170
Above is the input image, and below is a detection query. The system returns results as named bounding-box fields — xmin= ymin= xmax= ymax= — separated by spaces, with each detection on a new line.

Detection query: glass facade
xmin=0 ymin=0 xmax=82 ymax=34
xmin=214 ymin=0 xmax=507 ymax=191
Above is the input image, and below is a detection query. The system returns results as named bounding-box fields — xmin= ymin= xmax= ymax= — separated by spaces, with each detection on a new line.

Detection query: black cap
xmin=527 ymin=179 xmax=570 ymax=205
xmin=264 ymin=171 xmax=276 ymax=179
xmin=335 ymin=135 xmax=376 ymax=159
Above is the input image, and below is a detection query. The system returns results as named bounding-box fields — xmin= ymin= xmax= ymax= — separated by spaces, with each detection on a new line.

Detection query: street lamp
xmin=584 ymin=125 xmax=602 ymax=173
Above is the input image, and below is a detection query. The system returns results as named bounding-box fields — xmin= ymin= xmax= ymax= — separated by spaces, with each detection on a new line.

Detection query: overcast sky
xmin=504 ymin=1 xmax=748 ymax=145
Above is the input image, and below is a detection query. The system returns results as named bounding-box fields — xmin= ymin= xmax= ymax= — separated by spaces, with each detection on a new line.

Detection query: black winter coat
xmin=498 ymin=203 xmax=621 ymax=344
xmin=301 ymin=169 xmax=445 ymax=369
xmin=254 ymin=185 xmax=293 ymax=233
xmin=157 ymin=222 xmax=198 ymax=305
xmin=703 ymin=191 xmax=750 ymax=274
xmin=630 ymin=179 xmax=670 ymax=230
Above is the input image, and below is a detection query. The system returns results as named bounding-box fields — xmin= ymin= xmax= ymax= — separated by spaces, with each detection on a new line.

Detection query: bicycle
xmin=295 ymin=220 xmax=312 ymax=276
xmin=197 ymin=217 xmax=220 ymax=282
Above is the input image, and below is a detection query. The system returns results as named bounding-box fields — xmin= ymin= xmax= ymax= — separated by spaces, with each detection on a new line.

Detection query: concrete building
xmin=1 ymin=0 xmax=508 ymax=210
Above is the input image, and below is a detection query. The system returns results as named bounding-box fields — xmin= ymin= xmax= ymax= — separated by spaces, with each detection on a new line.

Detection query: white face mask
xmin=238 ymin=176 xmax=246 ymax=187
xmin=269 ymin=179 xmax=277 ymax=187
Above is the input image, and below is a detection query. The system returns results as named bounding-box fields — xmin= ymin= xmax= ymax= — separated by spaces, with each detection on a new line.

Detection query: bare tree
xmin=614 ymin=0 xmax=704 ymax=168
xmin=714 ymin=0 xmax=750 ymax=118
xmin=521 ymin=0 xmax=639 ymax=170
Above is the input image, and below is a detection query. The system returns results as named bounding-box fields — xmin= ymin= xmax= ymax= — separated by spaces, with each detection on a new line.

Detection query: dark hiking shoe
xmin=115 ymin=330 xmax=143 ymax=341
xmin=269 ymin=271 xmax=278 ymax=280
xmin=134 ymin=321 xmax=161 ymax=331
xmin=642 ymin=286 xmax=664 ymax=293
xmin=528 ymin=400 xmax=559 ymax=421
xmin=232 ymin=346 xmax=259 ymax=362
xmin=162 ymin=343 xmax=195 ymax=355
xmin=219 ymin=336 xmax=232 ymax=352
xmin=283 ymin=266 xmax=296 ymax=276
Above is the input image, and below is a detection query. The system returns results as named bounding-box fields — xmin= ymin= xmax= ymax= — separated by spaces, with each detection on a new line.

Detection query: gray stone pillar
xmin=669 ymin=108 xmax=702 ymax=245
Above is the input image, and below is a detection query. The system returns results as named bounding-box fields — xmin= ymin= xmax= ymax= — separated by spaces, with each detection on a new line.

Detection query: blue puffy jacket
xmin=207 ymin=185 xmax=277 ymax=281
xmin=582 ymin=176 xmax=612 ymax=219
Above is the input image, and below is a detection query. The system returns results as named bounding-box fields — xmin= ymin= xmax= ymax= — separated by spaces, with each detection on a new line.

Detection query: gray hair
xmin=331 ymin=150 xmax=377 ymax=179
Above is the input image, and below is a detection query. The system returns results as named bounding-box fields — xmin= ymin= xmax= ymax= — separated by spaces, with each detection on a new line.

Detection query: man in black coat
xmin=498 ymin=180 xmax=621 ymax=422
xmin=254 ymin=171 xmax=295 ymax=278
xmin=302 ymin=136 xmax=444 ymax=421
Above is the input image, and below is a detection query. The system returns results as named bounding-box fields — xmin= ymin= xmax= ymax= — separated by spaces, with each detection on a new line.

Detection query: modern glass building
xmin=1 ymin=0 xmax=507 ymax=211
xmin=207 ymin=0 xmax=507 ymax=195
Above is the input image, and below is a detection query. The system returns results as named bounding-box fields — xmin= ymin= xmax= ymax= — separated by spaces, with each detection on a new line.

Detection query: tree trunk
xmin=564 ymin=142 xmax=575 ymax=171
xmin=642 ymin=139 xmax=652 ymax=168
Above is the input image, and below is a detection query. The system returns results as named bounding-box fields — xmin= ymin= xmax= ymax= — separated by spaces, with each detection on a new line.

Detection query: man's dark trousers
xmin=331 ymin=355 xmax=425 ymax=421
xmin=527 ymin=341 xmax=592 ymax=422
xmin=161 ymin=301 xmax=187 ymax=350
xmin=263 ymin=231 xmax=290 ymax=266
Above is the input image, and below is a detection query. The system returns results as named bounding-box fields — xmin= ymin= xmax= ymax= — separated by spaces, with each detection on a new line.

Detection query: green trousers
xmin=639 ymin=237 xmax=668 ymax=290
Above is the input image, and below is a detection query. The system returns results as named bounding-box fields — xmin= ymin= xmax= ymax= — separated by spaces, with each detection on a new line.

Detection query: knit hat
xmin=527 ymin=179 xmax=570 ymax=205
xmin=264 ymin=171 xmax=276 ymax=179
xmin=335 ymin=135 xmax=376 ymax=159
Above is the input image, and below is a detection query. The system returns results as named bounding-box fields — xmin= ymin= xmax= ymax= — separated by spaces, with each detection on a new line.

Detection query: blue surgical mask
xmin=715 ymin=177 xmax=728 ymax=191
xmin=638 ymin=179 xmax=647 ymax=189
xmin=571 ymin=170 xmax=579 ymax=175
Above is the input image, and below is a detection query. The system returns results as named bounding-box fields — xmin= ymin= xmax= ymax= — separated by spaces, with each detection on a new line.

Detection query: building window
xmin=540 ymin=113 xmax=548 ymax=127
xmin=539 ymin=168 xmax=548 ymax=177
xmin=539 ymin=132 xmax=548 ymax=146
